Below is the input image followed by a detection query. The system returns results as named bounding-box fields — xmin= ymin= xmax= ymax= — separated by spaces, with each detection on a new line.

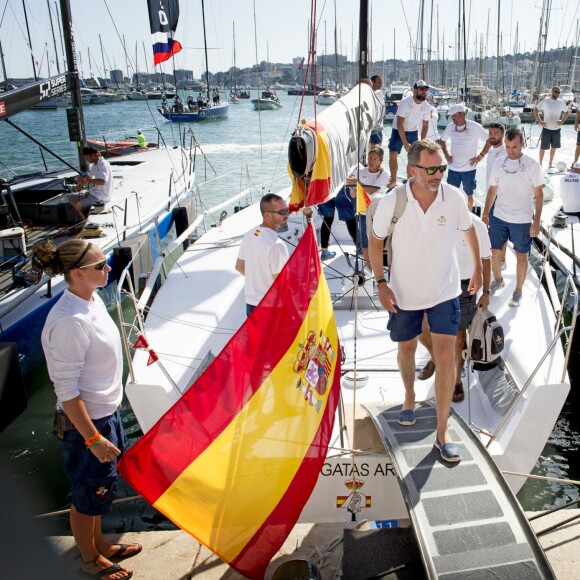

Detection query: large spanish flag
xmin=118 ymin=224 xmax=341 ymax=579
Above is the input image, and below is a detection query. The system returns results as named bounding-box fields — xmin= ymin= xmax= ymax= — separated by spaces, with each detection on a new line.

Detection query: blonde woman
xmin=34 ymin=239 xmax=139 ymax=580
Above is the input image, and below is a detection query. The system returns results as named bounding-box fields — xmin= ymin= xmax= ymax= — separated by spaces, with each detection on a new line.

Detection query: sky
xmin=1 ymin=0 xmax=579 ymax=80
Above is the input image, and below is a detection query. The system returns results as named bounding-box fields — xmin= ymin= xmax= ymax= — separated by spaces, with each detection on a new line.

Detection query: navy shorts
xmin=246 ymin=303 xmax=256 ymax=316
xmin=577 ymin=131 xmax=580 ymax=146
xmin=489 ymin=215 xmax=532 ymax=253
xmin=370 ymin=130 xmax=383 ymax=145
xmin=540 ymin=128 xmax=562 ymax=150
xmin=388 ymin=297 xmax=460 ymax=342
xmin=388 ymin=129 xmax=419 ymax=153
xmin=59 ymin=409 xmax=125 ymax=516
xmin=447 ymin=169 xmax=477 ymax=196
xmin=316 ymin=186 xmax=355 ymax=221
xmin=458 ymin=279 xmax=477 ymax=330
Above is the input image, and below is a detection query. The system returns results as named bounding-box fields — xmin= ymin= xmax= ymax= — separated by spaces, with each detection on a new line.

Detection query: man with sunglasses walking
xmin=236 ymin=194 xmax=290 ymax=316
xmin=482 ymin=127 xmax=543 ymax=308
xmin=369 ymin=140 xmax=482 ymax=463
xmin=534 ymin=86 xmax=570 ymax=169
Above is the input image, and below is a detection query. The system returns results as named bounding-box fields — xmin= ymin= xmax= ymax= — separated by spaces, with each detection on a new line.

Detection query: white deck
xmin=124 ymin=200 xmax=571 ymax=524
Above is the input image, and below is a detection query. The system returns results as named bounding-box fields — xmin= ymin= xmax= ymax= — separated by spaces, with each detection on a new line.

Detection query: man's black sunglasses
xmin=415 ymin=164 xmax=448 ymax=175
xmin=265 ymin=209 xmax=289 ymax=215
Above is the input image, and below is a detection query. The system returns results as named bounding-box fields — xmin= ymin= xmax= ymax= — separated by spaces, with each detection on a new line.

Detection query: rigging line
xmin=251 ymin=0 xmax=264 ymax=183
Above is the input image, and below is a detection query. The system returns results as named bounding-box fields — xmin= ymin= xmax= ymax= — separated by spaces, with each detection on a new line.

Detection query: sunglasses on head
xmin=265 ymin=209 xmax=289 ymax=215
xmin=415 ymin=164 xmax=448 ymax=175
xmin=78 ymin=259 xmax=107 ymax=271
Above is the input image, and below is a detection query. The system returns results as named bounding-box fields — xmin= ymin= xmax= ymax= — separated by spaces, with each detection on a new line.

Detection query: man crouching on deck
xmin=369 ymin=139 xmax=482 ymax=463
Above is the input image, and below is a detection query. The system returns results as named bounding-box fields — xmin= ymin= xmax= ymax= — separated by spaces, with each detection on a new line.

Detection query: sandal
xmin=81 ymin=556 xmax=133 ymax=579
xmin=418 ymin=360 xmax=435 ymax=380
xmin=452 ymin=382 xmax=465 ymax=403
xmin=434 ymin=438 xmax=462 ymax=463
xmin=109 ymin=543 xmax=142 ymax=560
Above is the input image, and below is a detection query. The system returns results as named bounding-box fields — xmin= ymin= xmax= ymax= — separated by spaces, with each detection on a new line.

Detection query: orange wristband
xmin=85 ymin=432 xmax=101 ymax=447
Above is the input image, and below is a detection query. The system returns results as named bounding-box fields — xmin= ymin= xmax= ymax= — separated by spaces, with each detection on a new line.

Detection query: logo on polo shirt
xmin=253 ymin=229 xmax=261 ymax=237
xmin=437 ymin=215 xmax=447 ymax=226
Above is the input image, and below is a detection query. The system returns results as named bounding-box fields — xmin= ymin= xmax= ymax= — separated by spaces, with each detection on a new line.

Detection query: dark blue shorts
xmin=246 ymin=303 xmax=256 ymax=316
xmin=489 ymin=215 xmax=532 ymax=253
xmin=540 ymin=128 xmax=562 ymax=150
xmin=447 ymin=169 xmax=476 ymax=196
xmin=388 ymin=129 xmax=419 ymax=153
xmin=577 ymin=131 xmax=580 ymax=146
xmin=388 ymin=297 xmax=460 ymax=342
xmin=59 ymin=409 xmax=125 ymax=516
xmin=370 ymin=131 xmax=383 ymax=145
xmin=316 ymin=186 xmax=355 ymax=221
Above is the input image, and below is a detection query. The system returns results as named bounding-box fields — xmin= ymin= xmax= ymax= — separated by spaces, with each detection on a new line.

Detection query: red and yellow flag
xmin=118 ymin=224 xmax=341 ymax=579
xmin=289 ymin=120 xmax=332 ymax=212
xmin=355 ymin=182 xmax=371 ymax=214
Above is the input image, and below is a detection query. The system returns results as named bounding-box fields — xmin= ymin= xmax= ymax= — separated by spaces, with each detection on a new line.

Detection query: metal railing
xmin=485 ymin=261 xmax=577 ymax=449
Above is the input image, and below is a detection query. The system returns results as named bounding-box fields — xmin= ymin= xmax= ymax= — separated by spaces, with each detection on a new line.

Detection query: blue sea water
xmin=0 ymin=93 xmax=579 ymax=531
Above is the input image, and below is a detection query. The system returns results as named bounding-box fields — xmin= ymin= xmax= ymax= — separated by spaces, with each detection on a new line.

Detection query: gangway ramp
xmin=364 ymin=401 xmax=555 ymax=579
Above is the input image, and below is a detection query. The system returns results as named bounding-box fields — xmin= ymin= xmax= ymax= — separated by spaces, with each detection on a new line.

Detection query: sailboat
xmin=158 ymin=0 xmax=229 ymax=121
xmin=229 ymin=23 xmax=240 ymax=104
xmin=316 ymin=20 xmax=338 ymax=106
xmin=0 ymin=0 xmax=196 ymax=377
xmin=114 ymin=1 xmax=575 ymax=577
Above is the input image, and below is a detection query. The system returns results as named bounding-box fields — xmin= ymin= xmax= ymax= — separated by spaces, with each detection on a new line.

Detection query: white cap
xmin=414 ymin=79 xmax=429 ymax=89
xmin=449 ymin=104 xmax=466 ymax=116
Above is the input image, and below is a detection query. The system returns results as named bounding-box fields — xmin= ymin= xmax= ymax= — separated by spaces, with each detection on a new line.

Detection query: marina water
xmin=1 ymin=93 xmax=579 ymax=533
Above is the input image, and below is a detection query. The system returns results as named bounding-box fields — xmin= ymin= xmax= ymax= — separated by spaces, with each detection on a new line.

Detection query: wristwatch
xmin=376 ymin=278 xmax=387 ymax=286
xmin=482 ymin=288 xmax=490 ymax=294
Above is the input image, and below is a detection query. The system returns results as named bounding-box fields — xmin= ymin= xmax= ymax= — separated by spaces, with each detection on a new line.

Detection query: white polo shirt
xmin=394 ymin=95 xmax=431 ymax=132
xmin=485 ymin=144 xmax=506 ymax=190
xmin=237 ymin=226 xmax=289 ymax=306
xmin=372 ymin=180 xmax=473 ymax=310
xmin=357 ymin=165 xmax=390 ymax=195
xmin=489 ymin=153 xmax=544 ymax=224
xmin=561 ymin=171 xmax=580 ymax=213
xmin=536 ymin=98 xmax=569 ymax=130
xmin=88 ymin=157 xmax=113 ymax=202
xmin=457 ymin=214 xmax=491 ymax=280
xmin=426 ymin=106 xmax=440 ymax=141
xmin=441 ymin=120 xmax=489 ymax=172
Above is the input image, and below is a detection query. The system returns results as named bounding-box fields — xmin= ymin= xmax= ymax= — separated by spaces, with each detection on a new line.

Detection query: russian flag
xmin=119 ymin=224 xmax=341 ymax=579
xmin=147 ymin=0 xmax=183 ymax=65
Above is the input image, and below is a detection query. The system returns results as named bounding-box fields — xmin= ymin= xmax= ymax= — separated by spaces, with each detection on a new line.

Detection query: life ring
xmin=506 ymin=111 xmax=514 ymax=119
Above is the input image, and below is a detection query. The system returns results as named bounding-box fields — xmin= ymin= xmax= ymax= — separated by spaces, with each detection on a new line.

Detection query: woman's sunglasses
xmin=78 ymin=259 xmax=107 ymax=271
xmin=415 ymin=164 xmax=448 ymax=175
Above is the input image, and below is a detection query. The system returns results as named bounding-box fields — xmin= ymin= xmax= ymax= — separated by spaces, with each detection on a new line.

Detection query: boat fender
xmin=0 ymin=342 xmax=28 ymax=434
xmin=112 ymin=246 xmax=133 ymax=290
xmin=506 ymin=110 xmax=514 ymax=119
xmin=172 ymin=206 xmax=189 ymax=238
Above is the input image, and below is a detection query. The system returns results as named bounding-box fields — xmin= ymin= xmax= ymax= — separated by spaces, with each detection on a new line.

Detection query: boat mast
xmin=59 ymin=0 xmax=87 ymax=167
xmin=496 ymin=0 xmax=500 ymax=105
xmin=47 ymin=0 xmax=61 ymax=74
xmin=22 ymin=0 xmax=37 ymax=81
xmin=201 ymin=0 xmax=211 ymax=101
xmin=99 ymin=35 xmax=107 ymax=86
xmin=334 ymin=0 xmax=339 ymax=90
xmin=233 ymin=22 xmax=237 ymax=93
xmin=0 ymin=41 xmax=9 ymax=92
xmin=358 ymin=0 xmax=368 ymax=79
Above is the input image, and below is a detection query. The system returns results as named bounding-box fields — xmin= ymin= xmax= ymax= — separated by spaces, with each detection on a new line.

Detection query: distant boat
xmin=158 ymin=101 xmax=229 ymax=121
xmin=252 ymin=90 xmax=282 ymax=110
xmin=317 ymin=88 xmax=338 ymax=106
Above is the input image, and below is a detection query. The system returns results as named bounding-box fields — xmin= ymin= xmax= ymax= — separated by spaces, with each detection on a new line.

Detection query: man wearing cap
xmin=387 ymin=80 xmax=431 ymax=189
xmin=534 ymin=86 xmax=570 ymax=169
xmin=573 ymin=109 xmax=580 ymax=168
xmin=69 ymin=147 xmax=113 ymax=221
xmin=560 ymin=162 xmax=580 ymax=215
xmin=440 ymin=104 xmax=490 ymax=210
